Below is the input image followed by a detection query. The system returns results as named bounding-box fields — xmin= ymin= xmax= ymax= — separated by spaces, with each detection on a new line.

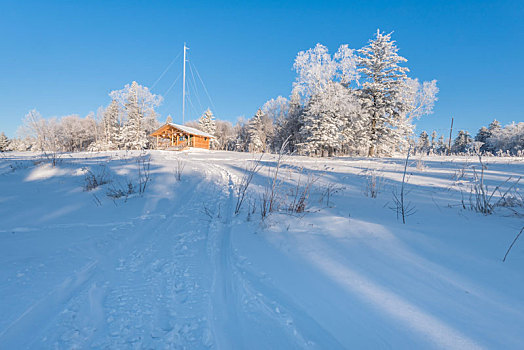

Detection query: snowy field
xmin=1 ymin=149 xmax=523 ymax=349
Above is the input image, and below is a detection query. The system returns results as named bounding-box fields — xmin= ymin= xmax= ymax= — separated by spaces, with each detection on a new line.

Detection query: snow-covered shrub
xmin=415 ymin=156 xmax=427 ymax=171
xmin=452 ymin=160 xmax=470 ymax=183
xmin=287 ymin=170 xmax=318 ymax=213
xmin=496 ymin=192 xmax=523 ymax=210
xmin=363 ymin=169 xmax=384 ymax=198
xmin=494 ymin=178 xmax=523 ymax=215
xmin=234 ymin=155 xmax=263 ymax=215
xmin=462 ymin=155 xmax=499 ymax=215
xmin=137 ymin=155 xmax=151 ymax=195
xmin=503 ymin=227 xmax=524 ymax=262
xmin=106 ymin=180 xmax=135 ymax=201
xmin=390 ymin=148 xmax=415 ymax=223
xmin=259 ymin=139 xmax=289 ymax=218
xmin=467 ymin=167 xmax=495 ymax=215
xmin=174 ymin=158 xmax=186 ymax=181
xmin=83 ymin=165 xmax=110 ymax=191
xmin=319 ymin=181 xmax=344 ymax=207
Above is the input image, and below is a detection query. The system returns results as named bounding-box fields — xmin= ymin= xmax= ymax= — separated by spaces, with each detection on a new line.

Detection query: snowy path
xmin=1 ymin=151 xmax=524 ymax=349
xmin=0 ymin=155 xmax=337 ymax=349
xmin=1 ymin=157 xmax=218 ymax=348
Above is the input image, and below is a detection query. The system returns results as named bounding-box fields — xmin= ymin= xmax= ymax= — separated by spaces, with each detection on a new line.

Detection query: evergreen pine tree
xmin=416 ymin=131 xmax=430 ymax=154
xmin=198 ymin=109 xmax=217 ymax=149
xmin=488 ymin=119 xmax=501 ymax=133
xmin=198 ymin=109 xmax=216 ymax=135
xmin=485 ymin=119 xmax=502 ymax=154
xmin=437 ymin=135 xmax=445 ymax=154
xmin=234 ymin=118 xmax=250 ymax=152
xmin=109 ymin=81 xmax=162 ymax=150
xmin=430 ymin=130 xmax=438 ymax=153
xmin=248 ymin=109 xmax=266 ymax=152
xmin=0 ymin=132 xmax=9 ymax=152
xmin=298 ymin=83 xmax=349 ymax=157
xmin=475 ymin=126 xmax=491 ymax=153
xmin=357 ymin=30 xmax=411 ymax=157
xmin=451 ymin=130 xmax=473 ymax=153
xmin=121 ymin=82 xmax=148 ymax=150
xmin=273 ymin=93 xmax=303 ymax=153
xmin=102 ymin=100 xmax=121 ymax=149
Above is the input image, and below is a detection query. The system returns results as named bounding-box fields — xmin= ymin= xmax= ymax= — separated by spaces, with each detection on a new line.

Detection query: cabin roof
xmin=168 ymin=123 xmax=214 ymax=138
xmin=151 ymin=123 xmax=215 ymax=138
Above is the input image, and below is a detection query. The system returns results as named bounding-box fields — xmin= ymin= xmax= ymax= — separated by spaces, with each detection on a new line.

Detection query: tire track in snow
xmin=207 ymin=165 xmax=242 ymax=349
xmin=206 ymin=164 xmax=342 ymax=349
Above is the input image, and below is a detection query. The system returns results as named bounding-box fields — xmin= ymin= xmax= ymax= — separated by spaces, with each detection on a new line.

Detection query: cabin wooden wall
xmin=191 ymin=135 xmax=210 ymax=149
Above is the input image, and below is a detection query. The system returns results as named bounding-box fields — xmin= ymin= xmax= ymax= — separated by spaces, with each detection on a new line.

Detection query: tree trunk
xmin=368 ymin=144 xmax=375 ymax=157
xmin=368 ymin=113 xmax=377 ymax=157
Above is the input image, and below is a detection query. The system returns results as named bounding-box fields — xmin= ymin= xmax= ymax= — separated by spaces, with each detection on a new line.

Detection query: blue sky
xmin=1 ymin=0 xmax=522 ymax=138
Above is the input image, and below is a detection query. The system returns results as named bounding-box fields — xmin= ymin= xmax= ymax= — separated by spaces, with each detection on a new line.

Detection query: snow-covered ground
xmin=1 ymin=150 xmax=523 ymax=349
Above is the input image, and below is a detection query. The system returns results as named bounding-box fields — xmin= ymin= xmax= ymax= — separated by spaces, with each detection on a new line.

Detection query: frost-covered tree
xmin=19 ymin=109 xmax=46 ymax=151
xmin=292 ymin=44 xmax=338 ymax=102
xmin=437 ymin=135 xmax=446 ymax=154
xmin=357 ymin=30 xmax=438 ymax=156
xmin=291 ymin=43 xmax=363 ymax=156
xmin=430 ymin=130 xmax=438 ymax=153
xmin=214 ymin=120 xmax=236 ymax=151
xmin=474 ymin=126 xmax=491 ymax=153
xmin=451 ymin=130 xmax=473 ymax=153
xmin=0 ymin=132 xmax=9 ymax=151
xmin=298 ymin=82 xmax=359 ymax=156
xmin=55 ymin=114 xmax=96 ymax=152
xmin=262 ymin=96 xmax=292 ymax=150
xmin=110 ymin=81 xmax=162 ymax=150
xmin=488 ymin=119 xmax=501 ymax=133
xmin=483 ymin=119 xmax=502 ymax=154
xmin=357 ymin=30 xmax=410 ymax=156
xmin=292 ymin=43 xmax=359 ymax=100
xmin=247 ymin=109 xmax=272 ymax=152
xmin=198 ymin=109 xmax=217 ymax=149
xmin=416 ymin=131 xmax=430 ymax=154
xmin=234 ymin=117 xmax=250 ymax=152
xmin=402 ymin=78 xmax=439 ymax=122
xmin=273 ymin=93 xmax=303 ymax=153
xmin=121 ymin=86 xmax=148 ymax=150
xmin=198 ymin=109 xmax=216 ymax=134
xmin=18 ymin=110 xmax=73 ymax=153
xmin=101 ymin=100 xmax=121 ymax=149
xmin=165 ymin=115 xmax=173 ymax=124
xmin=7 ymin=136 xmax=34 ymax=151
xmin=488 ymin=122 xmax=524 ymax=155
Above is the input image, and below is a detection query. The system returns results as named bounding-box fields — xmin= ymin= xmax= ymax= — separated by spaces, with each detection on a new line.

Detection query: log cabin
xmin=150 ymin=123 xmax=214 ymax=150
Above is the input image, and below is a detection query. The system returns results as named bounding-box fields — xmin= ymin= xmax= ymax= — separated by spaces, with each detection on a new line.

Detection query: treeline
xmin=1 ymin=30 xmax=521 ymax=156
xmin=4 ymin=81 xmax=162 ymax=153
xmin=415 ymin=120 xmax=524 ymax=156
